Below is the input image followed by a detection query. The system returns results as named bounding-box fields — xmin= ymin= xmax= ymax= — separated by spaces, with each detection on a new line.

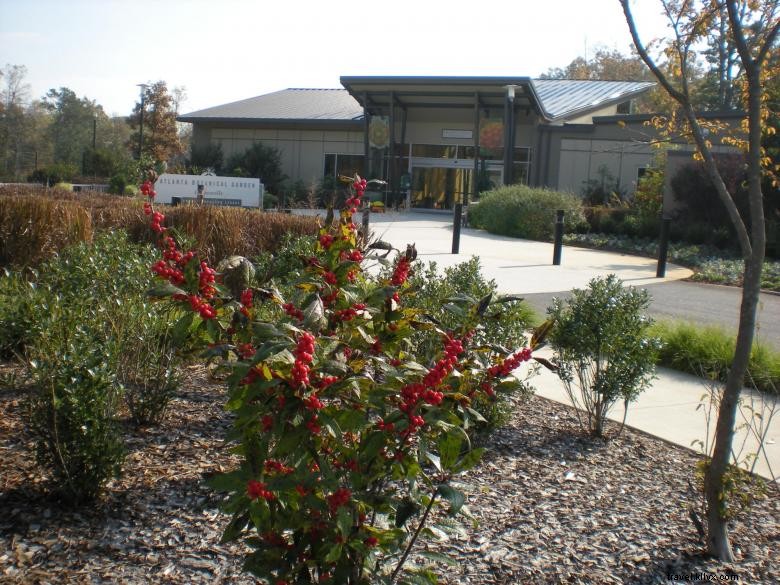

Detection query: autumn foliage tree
xmin=129 ymin=80 xmax=183 ymax=164
xmin=620 ymin=0 xmax=779 ymax=562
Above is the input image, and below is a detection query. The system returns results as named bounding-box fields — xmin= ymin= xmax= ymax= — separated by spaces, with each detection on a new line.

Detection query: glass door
xmin=410 ymin=160 xmax=474 ymax=210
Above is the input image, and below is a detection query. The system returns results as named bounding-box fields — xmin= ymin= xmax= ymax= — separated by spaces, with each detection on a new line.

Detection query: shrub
xmin=548 ymin=274 xmax=659 ymax=437
xmin=116 ymin=301 xmax=181 ymax=426
xmin=143 ymin=175 xmax=539 ymax=582
xmin=670 ymin=156 xmax=749 ymax=238
xmin=189 ymin=143 xmax=224 ymax=173
xmin=580 ymin=164 xmax=626 ymax=206
xmin=470 ymin=184 xmax=586 ymax=240
xmin=27 ymin=315 xmax=125 ymax=504
xmin=225 ymin=142 xmax=286 ymax=195
xmin=18 ymin=232 xmax=174 ymax=500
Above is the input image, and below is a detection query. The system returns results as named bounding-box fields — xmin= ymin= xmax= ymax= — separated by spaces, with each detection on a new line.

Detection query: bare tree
xmin=620 ymin=0 xmax=779 ymax=562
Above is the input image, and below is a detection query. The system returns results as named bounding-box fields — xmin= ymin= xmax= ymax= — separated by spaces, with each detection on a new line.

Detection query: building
xmin=179 ymin=76 xmax=658 ymax=210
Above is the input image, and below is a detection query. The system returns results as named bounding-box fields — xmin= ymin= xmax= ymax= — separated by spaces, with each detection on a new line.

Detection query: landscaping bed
xmin=2 ymin=363 xmax=777 ymax=584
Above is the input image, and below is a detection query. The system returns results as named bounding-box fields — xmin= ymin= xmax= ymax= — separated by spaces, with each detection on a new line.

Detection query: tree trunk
xmin=703 ymin=34 xmax=767 ymax=560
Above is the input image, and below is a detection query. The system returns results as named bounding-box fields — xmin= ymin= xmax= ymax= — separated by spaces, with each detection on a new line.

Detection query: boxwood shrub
xmin=470 ymin=185 xmax=586 ymax=240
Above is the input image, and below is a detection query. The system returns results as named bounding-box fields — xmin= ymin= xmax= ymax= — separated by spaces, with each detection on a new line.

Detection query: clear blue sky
xmin=0 ymin=0 xmax=670 ymax=116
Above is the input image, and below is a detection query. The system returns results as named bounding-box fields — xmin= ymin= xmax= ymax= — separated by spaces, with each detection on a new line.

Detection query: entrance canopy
xmin=340 ymin=76 xmax=544 ymax=119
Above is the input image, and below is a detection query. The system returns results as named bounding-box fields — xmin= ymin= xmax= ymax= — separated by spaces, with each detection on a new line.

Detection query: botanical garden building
xmin=179 ymin=76 xmax=658 ymax=210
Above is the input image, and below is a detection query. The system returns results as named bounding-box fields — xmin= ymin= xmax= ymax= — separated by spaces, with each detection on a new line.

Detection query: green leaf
xmin=206 ymin=469 xmax=247 ymax=493
xmin=436 ymin=484 xmax=465 ymax=515
xmin=452 ymin=447 xmax=485 ymax=473
xmin=395 ymin=498 xmax=421 ymax=527
xmin=303 ymin=295 xmax=326 ymax=331
xmin=437 ymin=431 xmax=463 ymax=470
xmin=336 ymin=506 xmax=352 ymax=536
xmin=146 ymin=282 xmax=186 ymax=298
xmin=171 ymin=311 xmax=195 ymax=346
xmin=417 ymin=550 xmax=457 ymax=565
xmin=424 ymin=451 xmax=441 ymax=473
xmin=324 ymin=543 xmax=343 ymax=563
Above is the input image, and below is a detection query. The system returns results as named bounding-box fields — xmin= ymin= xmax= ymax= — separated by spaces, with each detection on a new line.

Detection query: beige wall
xmin=557 ymin=137 xmax=653 ymax=196
xmin=196 ymin=124 xmax=363 ymax=189
xmin=566 ymin=104 xmax=620 ymax=125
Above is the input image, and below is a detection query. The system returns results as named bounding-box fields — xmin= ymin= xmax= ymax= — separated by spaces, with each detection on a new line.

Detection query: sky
xmin=0 ymin=0 xmax=672 ymax=117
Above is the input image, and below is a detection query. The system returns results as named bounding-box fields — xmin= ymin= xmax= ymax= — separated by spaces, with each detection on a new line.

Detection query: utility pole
xmin=136 ymin=83 xmax=148 ymax=159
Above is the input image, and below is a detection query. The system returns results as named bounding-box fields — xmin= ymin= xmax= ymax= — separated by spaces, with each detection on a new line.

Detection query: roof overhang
xmin=340 ymin=76 xmax=548 ymax=120
xmin=176 ymin=115 xmax=362 ymax=127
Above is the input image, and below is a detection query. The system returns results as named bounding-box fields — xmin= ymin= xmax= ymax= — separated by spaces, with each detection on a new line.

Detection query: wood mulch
xmin=1 ymin=363 xmax=778 ymax=584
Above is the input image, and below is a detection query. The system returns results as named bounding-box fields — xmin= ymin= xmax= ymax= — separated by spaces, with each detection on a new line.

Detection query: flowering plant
xmin=142 ymin=175 xmax=536 ymax=583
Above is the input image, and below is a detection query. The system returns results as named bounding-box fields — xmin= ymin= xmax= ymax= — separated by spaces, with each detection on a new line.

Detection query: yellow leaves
xmin=693 ymin=151 xmax=704 ymax=162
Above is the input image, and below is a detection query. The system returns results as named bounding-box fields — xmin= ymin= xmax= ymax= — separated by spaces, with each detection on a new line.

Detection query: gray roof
xmin=180 ymin=80 xmax=654 ymax=124
xmin=179 ymin=88 xmax=363 ymax=122
xmin=532 ymin=79 xmax=654 ymax=119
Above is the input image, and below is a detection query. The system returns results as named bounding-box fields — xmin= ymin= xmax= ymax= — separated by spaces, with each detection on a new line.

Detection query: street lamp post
xmin=136 ymin=83 xmax=148 ymax=159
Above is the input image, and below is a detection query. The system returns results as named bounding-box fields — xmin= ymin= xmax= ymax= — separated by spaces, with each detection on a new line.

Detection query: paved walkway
xmin=296 ymin=210 xmax=780 ymax=481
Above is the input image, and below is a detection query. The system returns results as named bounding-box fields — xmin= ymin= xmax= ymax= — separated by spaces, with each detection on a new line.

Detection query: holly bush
xmin=142 ymin=177 xmax=537 ymax=584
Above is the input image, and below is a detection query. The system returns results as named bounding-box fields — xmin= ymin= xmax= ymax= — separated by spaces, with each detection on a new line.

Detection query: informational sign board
xmin=153 ymin=173 xmax=263 ymax=208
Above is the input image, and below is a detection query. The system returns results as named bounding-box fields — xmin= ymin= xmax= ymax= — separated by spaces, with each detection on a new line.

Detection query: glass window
xmin=411 ymin=144 xmax=458 ymax=158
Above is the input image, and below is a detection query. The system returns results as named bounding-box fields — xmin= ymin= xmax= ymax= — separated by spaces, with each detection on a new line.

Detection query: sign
xmin=153 ymin=173 xmax=264 ymax=208
xmin=442 ymin=129 xmax=473 ymax=140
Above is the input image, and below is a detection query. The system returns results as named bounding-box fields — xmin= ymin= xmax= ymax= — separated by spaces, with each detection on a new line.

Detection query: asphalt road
xmin=521 ymin=281 xmax=780 ymax=350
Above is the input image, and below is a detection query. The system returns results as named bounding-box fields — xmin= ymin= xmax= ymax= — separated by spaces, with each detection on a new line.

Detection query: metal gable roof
xmin=179 ymin=79 xmax=655 ymax=124
xmin=179 ymin=88 xmax=363 ymax=122
xmin=531 ymin=79 xmax=655 ymax=120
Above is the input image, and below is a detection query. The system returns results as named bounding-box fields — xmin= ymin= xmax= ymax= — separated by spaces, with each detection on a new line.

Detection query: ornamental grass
xmin=0 ymin=185 xmax=318 ymax=267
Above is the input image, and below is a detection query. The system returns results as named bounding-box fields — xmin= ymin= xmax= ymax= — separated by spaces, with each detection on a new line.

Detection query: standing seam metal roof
xmin=178 ymin=80 xmax=654 ymax=123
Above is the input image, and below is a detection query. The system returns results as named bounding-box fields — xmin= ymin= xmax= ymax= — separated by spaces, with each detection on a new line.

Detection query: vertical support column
xmin=472 ymin=92 xmax=480 ymax=208
xmin=502 ymin=85 xmax=516 ymax=186
xmin=389 ymin=92 xmax=396 ymax=209
xmin=657 ymin=217 xmax=672 ymax=277
xmin=400 ymin=106 xmax=409 ymax=209
xmin=362 ymin=92 xmax=370 ymax=179
xmin=553 ymin=210 xmax=564 ymax=265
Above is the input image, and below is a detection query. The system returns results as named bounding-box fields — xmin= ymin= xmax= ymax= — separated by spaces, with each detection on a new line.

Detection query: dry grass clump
xmin=0 ymin=185 xmax=318 ymax=267
xmin=0 ymin=193 xmax=93 ymax=267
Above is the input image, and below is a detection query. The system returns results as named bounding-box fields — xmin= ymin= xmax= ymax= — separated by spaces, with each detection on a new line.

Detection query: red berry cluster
xmin=327 ymin=487 xmax=351 ymax=512
xmin=241 ymin=289 xmax=253 ymax=308
xmin=333 ymin=303 xmax=366 ymax=323
xmin=314 ymin=375 xmax=339 ymax=389
xmin=152 ymin=258 xmax=184 ymax=285
xmin=140 ymin=180 xmax=156 ymax=198
xmin=292 ymin=333 xmax=315 ymax=387
xmin=345 ymin=178 xmax=367 ymax=212
xmin=391 ymin=257 xmax=411 ymax=286
xmin=264 ymin=459 xmax=294 ymax=475
xmin=376 ymin=418 xmax=395 ymax=433
xmin=339 ymin=248 xmax=363 ymax=263
xmin=283 ymin=302 xmax=304 ymax=321
xmin=399 ymin=335 xmax=466 ymax=429
xmin=237 ymin=343 xmax=255 ymax=359
xmin=487 ymin=347 xmax=532 ymax=378
xmin=247 ymin=479 xmax=275 ymax=501
xmin=149 ymin=210 xmax=165 ymax=233
xmin=303 ymin=393 xmax=324 ymax=410
xmin=323 ymin=271 xmax=338 ymax=286
xmin=189 ymin=294 xmax=217 ymax=319
xmin=198 ymin=261 xmax=216 ymax=298
xmin=319 ymin=233 xmax=334 ymax=249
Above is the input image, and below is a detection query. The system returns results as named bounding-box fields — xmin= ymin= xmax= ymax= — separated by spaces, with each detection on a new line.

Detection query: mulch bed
xmin=1 ymin=363 xmax=778 ymax=584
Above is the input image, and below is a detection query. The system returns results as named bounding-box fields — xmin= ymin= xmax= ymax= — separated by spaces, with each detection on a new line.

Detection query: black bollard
xmin=657 ymin=217 xmax=671 ymax=277
xmin=452 ymin=203 xmax=463 ymax=254
xmin=552 ymin=210 xmax=564 ymax=265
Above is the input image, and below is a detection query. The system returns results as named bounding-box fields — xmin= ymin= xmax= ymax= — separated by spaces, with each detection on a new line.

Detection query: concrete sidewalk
xmin=357 ymin=211 xmax=779 ymax=482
